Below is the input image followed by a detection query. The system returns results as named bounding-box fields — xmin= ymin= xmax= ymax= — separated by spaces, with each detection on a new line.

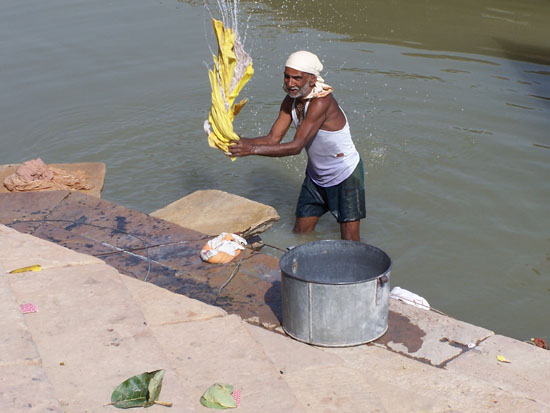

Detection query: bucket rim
xmin=279 ymin=239 xmax=392 ymax=285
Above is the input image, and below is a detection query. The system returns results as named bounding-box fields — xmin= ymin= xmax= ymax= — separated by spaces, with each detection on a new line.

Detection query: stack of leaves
xmin=204 ymin=18 xmax=254 ymax=158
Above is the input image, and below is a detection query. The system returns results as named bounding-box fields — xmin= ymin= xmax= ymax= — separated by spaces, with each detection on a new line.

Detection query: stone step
xmin=150 ymin=189 xmax=280 ymax=237
xmin=3 ymin=222 xmax=549 ymax=412
xmin=1 ymin=226 xmax=194 ymax=412
xmin=326 ymin=342 xmax=548 ymax=412
xmin=245 ymin=324 xmax=387 ymax=412
xmin=246 ymin=322 xmax=549 ymax=412
xmin=123 ymin=274 xmax=304 ymax=412
xmin=445 ymin=334 xmax=550 ymax=406
xmin=1 ymin=224 xmax=304 ymax=411
xmin=6 ymin=263 xmax=195 ymax=412
xmin=0 ymin=264 xmax=62 ymax=412
xmin=0 ymin=191 xmax=284 ymax=329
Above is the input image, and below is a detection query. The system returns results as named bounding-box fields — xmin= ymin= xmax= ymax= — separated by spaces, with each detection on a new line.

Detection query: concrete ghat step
xmin=123 ymin=273 xmax=305 ymax=412
xmin=445 ymin=334 xmax=550 ymax=406
xmin=326 ymin=343 xmax=547 ymax=412
xmin=121 ymin=274 xmax=228 ymax=326
xmin=376 ymin=299 xmax=495 ymax=367
xmin=150 ymin=314 xmax=304 ymax=412
xmin=245 ymin=324 xmax=387 ymax=412
xmin=246 ymin=324 xmax=549 ymax=412
xmin=0 ymin=224 xmax=104 ymax=272
xmin=4 ymin=260 xmax=194 ymax=412
xmin=0 ymin=265 xmax=62 ymax=412
xmin=0 ymin=224 xmax=194 ymax=410
xmin=6 ymin=263 xmax=195 ymax=412
xmin=0 ymin=224 xmax=303 ymax=411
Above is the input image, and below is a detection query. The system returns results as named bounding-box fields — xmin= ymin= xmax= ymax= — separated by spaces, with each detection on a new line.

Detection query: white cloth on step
xmin=389 ymin=286 xmax=430 ymax=310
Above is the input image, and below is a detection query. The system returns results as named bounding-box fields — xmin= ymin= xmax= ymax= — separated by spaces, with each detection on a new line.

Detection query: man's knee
xmin=340 ymin=220 xmax=360 ymax=241
xmin=294 ymin=216 xmax=319 ymax=234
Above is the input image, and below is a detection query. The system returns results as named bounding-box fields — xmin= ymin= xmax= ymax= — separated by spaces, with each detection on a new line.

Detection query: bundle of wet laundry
xmin=4 ymin=158 xmax=92 ymax=192
xmin=204 ymin=17 xmax=253 ymax=158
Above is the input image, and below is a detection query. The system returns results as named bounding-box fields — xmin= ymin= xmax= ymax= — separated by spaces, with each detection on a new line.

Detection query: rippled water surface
xmin=1 ymin=0 xmax=549 ymax=341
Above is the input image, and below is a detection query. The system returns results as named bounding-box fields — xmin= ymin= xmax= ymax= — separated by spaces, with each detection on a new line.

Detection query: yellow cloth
xmin=205 ymin=18 xmax=254 ymax=158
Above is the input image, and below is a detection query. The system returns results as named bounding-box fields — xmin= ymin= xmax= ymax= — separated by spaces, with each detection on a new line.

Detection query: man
xmin=227 ymin=51 xmax=366 ymax=241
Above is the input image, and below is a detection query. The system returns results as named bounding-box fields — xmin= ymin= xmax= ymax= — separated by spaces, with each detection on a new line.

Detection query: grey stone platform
xmin=1 ymin=191 xmax=549 ymax=411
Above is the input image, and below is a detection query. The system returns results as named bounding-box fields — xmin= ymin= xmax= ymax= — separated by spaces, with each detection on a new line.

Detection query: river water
xmin=1 ymin=0 xmax=549 ymax=341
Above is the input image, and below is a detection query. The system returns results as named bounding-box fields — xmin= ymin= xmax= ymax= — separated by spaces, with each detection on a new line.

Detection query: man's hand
xmin=226 ymin=139 xmax=255 ymax=157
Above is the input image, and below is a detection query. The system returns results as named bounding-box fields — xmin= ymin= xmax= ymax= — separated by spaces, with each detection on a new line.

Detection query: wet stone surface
xmin=0 ymin=191 xmax=70 ymax=223
xmin=0 ymin=191 xmax=283 ymax=328
xmin=375 ymin=311 xmax=427 ymax=354
xmin=46 ymin=191 xmax=207 ymax=247
xmin=31 ymin=222 xmax=118 ymax=256
xmin=1 ymin=191 xmax=502 ymax=368
xmin=5 ymin=220 xmax=43 ymax=234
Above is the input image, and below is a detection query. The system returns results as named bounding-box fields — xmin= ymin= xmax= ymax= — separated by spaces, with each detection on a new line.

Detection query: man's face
xmin=283 ymin=67 xmax=316 ymax=98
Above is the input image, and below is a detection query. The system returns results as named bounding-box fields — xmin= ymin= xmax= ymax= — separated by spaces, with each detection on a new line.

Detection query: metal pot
xmin=279 ymin=240 xmax=391 ymax=347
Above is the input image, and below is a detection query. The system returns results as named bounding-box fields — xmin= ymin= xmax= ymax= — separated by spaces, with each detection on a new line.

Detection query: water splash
xmin=202 ymin=0 xmax=255 ymax=154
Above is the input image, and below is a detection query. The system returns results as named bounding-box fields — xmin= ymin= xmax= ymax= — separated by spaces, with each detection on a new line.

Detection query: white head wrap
xmin=284 ymin=50 xmax=333 ymax=99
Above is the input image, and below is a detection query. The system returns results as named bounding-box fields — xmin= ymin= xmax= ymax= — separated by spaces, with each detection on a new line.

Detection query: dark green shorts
xmin=295 ymin=158 xmax=366 ymax=223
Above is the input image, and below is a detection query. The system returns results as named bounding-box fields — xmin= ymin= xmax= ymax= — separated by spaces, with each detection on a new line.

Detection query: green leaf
xmin=147 ymin=369 xmax=165 ymax=405
xmin=110 ymin=369 xmax=166 ymax=409
xmin=200 ymin=383 xmax=236 ymax=409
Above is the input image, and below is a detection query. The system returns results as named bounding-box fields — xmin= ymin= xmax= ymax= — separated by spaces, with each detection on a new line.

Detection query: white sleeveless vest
xmin=291 ymin=99 xmax=360 ymax=187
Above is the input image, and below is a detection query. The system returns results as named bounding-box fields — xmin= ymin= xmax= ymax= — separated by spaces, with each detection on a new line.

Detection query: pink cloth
xmin=4 ymin=158 xmax=92 ymax=192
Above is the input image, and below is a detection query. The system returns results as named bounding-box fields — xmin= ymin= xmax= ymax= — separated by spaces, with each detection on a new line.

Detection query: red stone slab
xmin=374 ymin=311 xmax=427 ymax=354
xmin=128 ymin=240 xmax=207 ymax=270
xmin=152 ymin=272 xmax=222 ymax=307
xmin=100 ymin=251 xmax=224 ymax=306
xmin=100 ymin=251 xmax=179 ymax=283
xmin=123 ymin=243 xmax=258 ymax=290
xmin=234 ymin=252 xmax=281 ymax=283
xmin=117 ymin=243 xmax=282 ymax=326
xmin=128 ymin=243 xmax=280 ymax=289
xmin=4 ymin=221 xmax=43 ymax=234
xmin=0 ymin=191 xmax=70 ymax=223
xmin=1 ymin=189 xmax=284 ymax=330
xmin=46 ymin=192 xmax=207 ymax=249
xmin=33 ymin=217 xmax=151 ymax=253
xmin=128 ymin=242 xmax=252 ymax=278
xmin=30 ymin=221 xmax=120 ymax=257
xmin=215 ymin=272 xmax=282 ymax=326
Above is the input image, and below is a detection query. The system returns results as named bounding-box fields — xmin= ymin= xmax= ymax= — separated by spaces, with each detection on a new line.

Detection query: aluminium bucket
xmin=279 ymin=240 xmax=391 ymax=347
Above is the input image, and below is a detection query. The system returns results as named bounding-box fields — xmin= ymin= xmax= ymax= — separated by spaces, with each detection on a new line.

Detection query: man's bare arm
xmin=229 ymin=97 xmax=328 ymax=158
xmin=237 ymin=97 xmax=293 ymax=146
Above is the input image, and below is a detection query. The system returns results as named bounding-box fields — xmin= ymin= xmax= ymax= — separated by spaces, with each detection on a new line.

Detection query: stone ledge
xmin=0 ymin=364 xmax=63 ymax=412
xmin=121 ymin=273 xmax=227 ymax=327
xmin=0 ymin=263 xmax=42 ymax=367
xmin=152 ymin=315 xmax=303 ymax=412
xmin=151 ymin=189 xmax=280 ymax=237
xmin=327 ymin=342 xmax=546 ymax=411
xmin=0 ymin=224 xmax=104 ymax=272
xmin=5 ymin=263 xmax=195 ymax=412
xmin=445 ymin=334 xmax=550 ymax=406
xmin=375 ymin=299 xmax=494 ymax=366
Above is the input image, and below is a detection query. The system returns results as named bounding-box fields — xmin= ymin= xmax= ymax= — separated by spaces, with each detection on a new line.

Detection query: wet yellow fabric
xmin=206 ymin=18 xmax=254 ymax=157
